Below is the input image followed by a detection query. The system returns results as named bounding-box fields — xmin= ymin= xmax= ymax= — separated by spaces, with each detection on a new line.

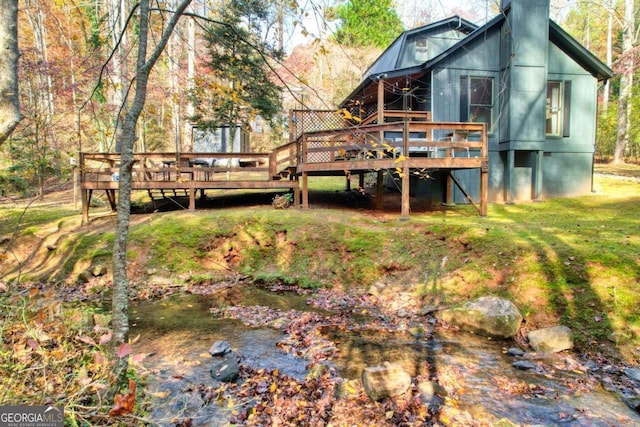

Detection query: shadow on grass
xmin=491 ymin=195 xmax=640 ymax=359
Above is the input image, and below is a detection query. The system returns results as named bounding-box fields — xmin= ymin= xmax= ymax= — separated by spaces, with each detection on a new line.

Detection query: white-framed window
xmin=469 ymin=77 xmax=493 ymax=132
xmin=546 ymin=81 xmax=563 ymax=136
xmin=546 ymin=80 xmax=571 ymax=137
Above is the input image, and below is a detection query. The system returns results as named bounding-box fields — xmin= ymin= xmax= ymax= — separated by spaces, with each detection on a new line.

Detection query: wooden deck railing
xmin=80 ymin=151 xmax=275 ymax=186
xmin=298 ymin=121 xmax=487 ymax=168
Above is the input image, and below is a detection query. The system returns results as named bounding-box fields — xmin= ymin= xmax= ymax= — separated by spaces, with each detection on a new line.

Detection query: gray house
xmin=340 ymin=0 xmax=613 ymax=203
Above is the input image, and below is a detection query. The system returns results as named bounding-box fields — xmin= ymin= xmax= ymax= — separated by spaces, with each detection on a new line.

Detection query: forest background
xmin=0 ymin=0 xmax=637 ymax=199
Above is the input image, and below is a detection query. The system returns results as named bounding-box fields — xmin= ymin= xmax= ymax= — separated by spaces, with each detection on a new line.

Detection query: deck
xmin=79 ymin=110 xmax=488 ymax=221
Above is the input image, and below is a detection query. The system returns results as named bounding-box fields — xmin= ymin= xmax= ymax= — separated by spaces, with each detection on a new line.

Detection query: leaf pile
xmin=200 ymin=365 xmax=436 ymax=426
xmin=0 ymin=286 xmax=117 ymax=424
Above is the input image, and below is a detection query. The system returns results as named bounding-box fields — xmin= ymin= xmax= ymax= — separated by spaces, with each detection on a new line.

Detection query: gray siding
xmin=541 ymin=152 xmax=593 ymax=198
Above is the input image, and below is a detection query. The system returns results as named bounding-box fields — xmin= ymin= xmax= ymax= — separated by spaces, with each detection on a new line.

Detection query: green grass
xmin=1 ymin=173 xmax=639 ymax=360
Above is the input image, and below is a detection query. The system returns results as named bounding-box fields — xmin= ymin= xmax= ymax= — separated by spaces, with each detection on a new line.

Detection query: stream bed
xmin=130 ymin=288 xmax=640 ymax=426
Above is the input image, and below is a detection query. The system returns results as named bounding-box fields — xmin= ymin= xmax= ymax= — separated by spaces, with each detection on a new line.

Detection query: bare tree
xmin=0 ymin=0 xmax=23 ymax=145
xmin=111 ymin=0 xmax=192 ymax=372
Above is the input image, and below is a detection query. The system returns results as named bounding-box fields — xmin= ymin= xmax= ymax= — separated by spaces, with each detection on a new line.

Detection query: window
xmin=546 ymin=81 xmax=562 ymax=135
xmin=461 ymin=76 xmax=494 ymax=132
xmin=546 ymin=80 xmax=571 ymax=137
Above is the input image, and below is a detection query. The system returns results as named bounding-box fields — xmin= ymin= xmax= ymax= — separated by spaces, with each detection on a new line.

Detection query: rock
xmin=438 ymin=296 xmax=523 ymax=338
xmin=148 ymin=275 xmax=174 ymax=287
xmin=268 ymin=317 xmax=291 ymax=329
xmin=209 ymin=340 xmax=232 ymax=357
xmin=623 ymin=396 xmax=640 ymax=413
xmin=46 ymin=244 xmax=58 ymax=251
xmin=210 ymin=352 xmax=239 ymax=382
xmin=91 ymin=264 xmax=107 ymax=276
xmin=417 ymin=380 xmax=447 ymax=406
xmin=77 ymin=270 xmax=93 ymax=283
xmin=408 ymin=325 xmax=426 ymax=338
xmin=512 ymin=360 xmax=537 ymax=371
xmin=624 ymin=367 xmax=640 ymax=383
xmin=361 ymin=362 xmax=411 ymax=401
xmin=507 ymin=347 xmax=525 ymax=357
xmin=528 ymin=326 xmax=573 ymax=353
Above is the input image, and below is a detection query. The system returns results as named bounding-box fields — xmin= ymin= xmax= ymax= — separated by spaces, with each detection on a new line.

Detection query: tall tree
xmin=614 ymin=0 xmax=635 ymax=164
xmin=111 ymin=0 xmax=192 ymax=371
xmin=190 ymin=0 xmax=283 ymax=145
xmin=0 ymin=0 xmax=22 ymax=145
xmin=332 ymin=0 xmax=404 ymax=48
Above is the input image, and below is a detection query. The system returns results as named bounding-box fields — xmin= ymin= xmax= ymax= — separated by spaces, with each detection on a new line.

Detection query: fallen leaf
xmin=108 ymin=379 xmax=136 ymax=416
xmin=116 ymin=343 xmax=132 ymax=359
xmin=99 ymin=331 xmax=112 ymax=345
xmin=77 ymin=335 xmax=97 ymax=346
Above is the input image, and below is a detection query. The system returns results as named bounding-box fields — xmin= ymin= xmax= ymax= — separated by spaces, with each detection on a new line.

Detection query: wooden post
xmin=81 ymin=189 xmax=89 ymax=224
xmin=269 ymin=152 xmax=277 ymax=179
xmin=378 ymin=78 xmax=385 ymax=157
xmin=188 ymin=188 xmax=195 ymax=210
xmin=400 ymin=105 xmax=410 ymax=219
xmin=401 ymin=165 xmax=410 ymax=219
xmin=445 ymin=173 xmax=455 ymax=205
xmin=302 ymin=171 xmax=309 ymax=209
xmin=376 ymin=170 xmax=384 ymax=210
xmin=480 ymin=160 xmax=488 ymax=217
xmin=293 ymin=185 xmax=300 ymax=208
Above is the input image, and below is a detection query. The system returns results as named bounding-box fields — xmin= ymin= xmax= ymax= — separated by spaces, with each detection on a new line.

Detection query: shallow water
xmin=131 ymin=290 xmax=640 ymax=427
xmin=325 ymin=327 xmax=640 ymax=426
xmin=130 ymin=293 xmax=308 ymax=426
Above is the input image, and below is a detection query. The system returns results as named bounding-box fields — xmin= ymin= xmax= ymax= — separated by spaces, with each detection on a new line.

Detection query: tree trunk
xmin=0 ymin=0 xmax=23 ymax=145
xmin=603 ymin=0 xmax=615 ymax=110
xmin=111 ymin=0 xmax=192 ymax=374
xmin=613 ymin=0 xmax=634 ymax=165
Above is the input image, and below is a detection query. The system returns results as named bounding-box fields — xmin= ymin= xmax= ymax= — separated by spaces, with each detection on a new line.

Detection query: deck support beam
xmin=81 ymin=189 xmax=91 ymax=224
xmin=302 ymin=171 xmax=309 ymax=209
xmin=189 ymin=188 xmax=196 ymax=210
xmin=376 ymin=170 xmax=384 ymax=209
xmin=401 ymin=166 xmax=410 ymax=219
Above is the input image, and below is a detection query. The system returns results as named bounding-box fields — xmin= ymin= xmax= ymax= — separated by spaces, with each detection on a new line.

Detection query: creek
xmin=130 ymin=286 xmax=640 ymax=426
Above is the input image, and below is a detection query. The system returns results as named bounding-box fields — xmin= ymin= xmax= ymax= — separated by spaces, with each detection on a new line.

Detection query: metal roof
xmin=340 ymin=12 xmax=614 ymax=108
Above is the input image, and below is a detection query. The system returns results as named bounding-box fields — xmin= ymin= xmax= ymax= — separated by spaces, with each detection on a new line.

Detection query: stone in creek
xmin=507 ymin=347 xmax=525 ymax=357
xmin=438 ymin=296 xmax=523 ymax=338
xmin=527 ymin=325 xmax=573 ymax=353
xmin=361 ymin=362 xmax=411 ymax=401
xmin=209 ymin=340 xmax=232 ymax=357
xmin=512 ymin=360 xmax=537 ymax=371
xmin=210 ymin=352 xmax=240 ymax=382
xmin=624 ymin=367 xmax=640 ymax=383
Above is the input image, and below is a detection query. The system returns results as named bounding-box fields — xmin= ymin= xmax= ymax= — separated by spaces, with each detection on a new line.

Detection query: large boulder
xmin=438 ymin=296 xmax=522 ymax=338
xmin=527 ymin=326 xmax=573 ymax=353
xmin=361 ymin=362 xmax=411 ymax=401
